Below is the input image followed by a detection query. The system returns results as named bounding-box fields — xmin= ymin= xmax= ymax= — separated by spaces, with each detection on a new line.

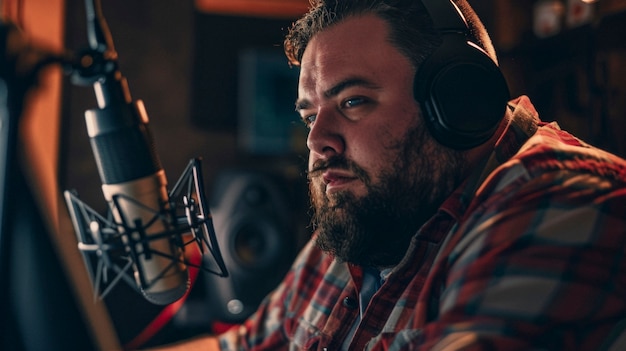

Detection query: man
xmin=153 ymin=0 xmax=626 ymax=349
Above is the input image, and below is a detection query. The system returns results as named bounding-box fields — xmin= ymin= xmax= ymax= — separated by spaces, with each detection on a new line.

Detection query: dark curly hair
xmin=284 ymin=0 xmax=497 ymax=69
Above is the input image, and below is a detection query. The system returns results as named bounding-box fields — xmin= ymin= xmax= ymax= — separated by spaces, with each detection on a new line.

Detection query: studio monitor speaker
xmin=204 ymin=169 xmax=299 ymax=323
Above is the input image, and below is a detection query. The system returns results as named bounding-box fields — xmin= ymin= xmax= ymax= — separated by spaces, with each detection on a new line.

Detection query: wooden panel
xmin=5 ymin=0 xmax=65 ymax=228
xmin=2 ymin=0 xmax=121 ymax=349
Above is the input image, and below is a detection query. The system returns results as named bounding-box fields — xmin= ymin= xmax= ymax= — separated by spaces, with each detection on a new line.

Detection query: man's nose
xmin=306 ymin=107 xmax=346 ymax=158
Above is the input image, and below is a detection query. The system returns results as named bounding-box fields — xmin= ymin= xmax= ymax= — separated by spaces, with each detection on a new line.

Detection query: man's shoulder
xmin=475 ymin=124 xmax=626 ymax=205
xmin=513 ymin=123 xmax=626 ymax=183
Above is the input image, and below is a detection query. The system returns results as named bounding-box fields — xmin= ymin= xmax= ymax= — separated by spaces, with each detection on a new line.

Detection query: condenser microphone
xmin=85 ymin=72 xmax=190 ymax=305
xmin=75 ymin=0 xmax=189 ymax=305
xmin=63 ymin=0 xmax=228 ymax=307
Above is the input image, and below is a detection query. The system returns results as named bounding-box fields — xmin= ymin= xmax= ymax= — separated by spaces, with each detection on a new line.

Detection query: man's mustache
xmin=307 ymin=156 xmax=370 ymax=184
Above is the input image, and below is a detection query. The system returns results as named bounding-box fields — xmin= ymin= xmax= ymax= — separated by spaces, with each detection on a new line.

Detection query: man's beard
xmin=308 ymin=124 xmax=465 ymax=268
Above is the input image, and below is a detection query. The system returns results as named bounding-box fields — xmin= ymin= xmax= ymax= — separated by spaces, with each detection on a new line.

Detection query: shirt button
xmin=343 ymin=296 xmax=358 ymax=310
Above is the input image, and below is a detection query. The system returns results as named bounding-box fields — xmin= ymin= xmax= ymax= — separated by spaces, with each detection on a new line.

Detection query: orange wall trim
xmin=195 ymin=0 xmax=310 ymax=18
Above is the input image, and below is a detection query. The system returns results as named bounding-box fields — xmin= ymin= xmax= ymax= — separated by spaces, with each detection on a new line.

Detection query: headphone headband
xmin=420 ymin=0 xmax=467 ymax=33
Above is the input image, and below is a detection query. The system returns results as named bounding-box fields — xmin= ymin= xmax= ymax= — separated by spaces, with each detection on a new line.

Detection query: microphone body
xmin=85 ymin=74 xmax=189 ymax=305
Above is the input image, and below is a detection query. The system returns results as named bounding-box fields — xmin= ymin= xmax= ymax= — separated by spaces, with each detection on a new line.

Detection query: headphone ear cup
xmin=414 ymin=35 xmax=510 ymax=149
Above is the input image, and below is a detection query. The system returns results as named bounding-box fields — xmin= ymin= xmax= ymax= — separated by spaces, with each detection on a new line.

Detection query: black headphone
xmin=414 ymin=0 xmax=510 ymax=149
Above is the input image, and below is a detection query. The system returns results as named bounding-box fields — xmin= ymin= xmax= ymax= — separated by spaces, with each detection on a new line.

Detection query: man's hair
xmin=284 ymin=0 xmax=498 ymax=69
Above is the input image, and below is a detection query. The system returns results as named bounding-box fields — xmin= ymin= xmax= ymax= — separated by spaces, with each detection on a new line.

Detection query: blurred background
xmin=1 ymin=0 xmax=625 ymax=350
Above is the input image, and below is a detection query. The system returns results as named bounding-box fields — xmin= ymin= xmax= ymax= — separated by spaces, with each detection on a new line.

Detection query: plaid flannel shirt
xmin=217 ymin=96 xmax=626 ymax=350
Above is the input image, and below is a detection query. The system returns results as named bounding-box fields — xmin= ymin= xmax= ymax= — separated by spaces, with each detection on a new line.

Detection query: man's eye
xmin=343 ymin=97 xmax=367 ymax=108
xmin=302 ymin=115 xmax=316 ymax=128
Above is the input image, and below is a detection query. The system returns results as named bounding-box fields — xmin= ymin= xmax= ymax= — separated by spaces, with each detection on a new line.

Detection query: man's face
xmin=297 ymin=14 xmax=464 ymax=268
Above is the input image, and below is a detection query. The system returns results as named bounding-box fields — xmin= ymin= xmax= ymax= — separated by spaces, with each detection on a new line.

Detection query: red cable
xmin=123 ymin=247 xmax=202 ymax=350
